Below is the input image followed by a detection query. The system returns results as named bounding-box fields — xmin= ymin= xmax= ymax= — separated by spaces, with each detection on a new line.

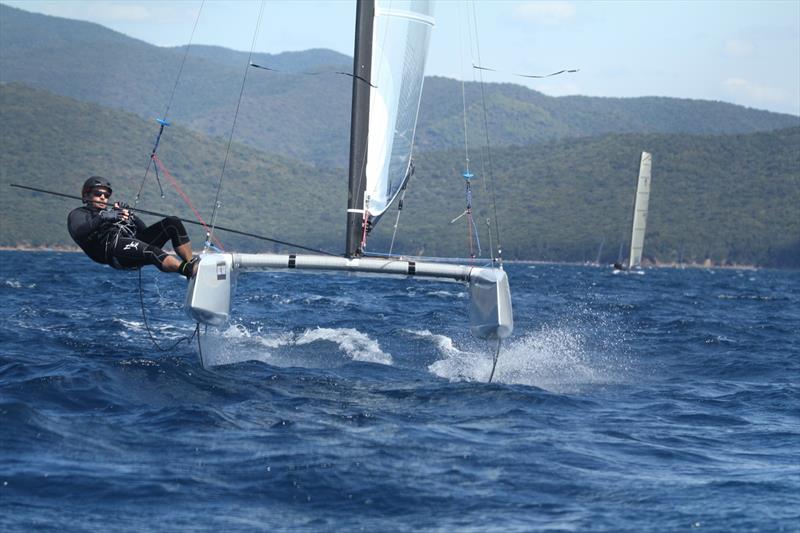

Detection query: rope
xmin=473 ymin=65 xmax=579 ymax=79
xmin=134 ymin=0 xmax=206 ymax=208
xmin=208 ymin=1 xmax=266 ymax=245
xmin=137 ymin=268 xmax=199 ymax=352
xmin=249 ymin=62 xmax=377 ymax=88
xmin=151 ymin=153 xmax=225 ymax=250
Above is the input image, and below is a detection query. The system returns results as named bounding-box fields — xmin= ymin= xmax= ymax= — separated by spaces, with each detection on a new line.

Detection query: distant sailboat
xmin=185 ymin=0 xmax=513 ymax=373
xmin=614 ymin=151 xmax=652 ymax=272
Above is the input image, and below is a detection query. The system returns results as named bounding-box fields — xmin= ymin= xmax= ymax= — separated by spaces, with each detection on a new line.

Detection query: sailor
xmin=67 ymin=176 xmax=199 ymax=278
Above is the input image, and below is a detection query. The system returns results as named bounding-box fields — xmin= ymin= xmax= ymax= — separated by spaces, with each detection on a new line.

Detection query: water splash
xmin=4 ymin=280 xmax=36 ymax=289
xmin=294 ymin=327 xmax=392 ymax=364
xmin=198 ymin=323 xmax=392 ymax=368
xmin=422 ymin=322 xmax=630 ymax=392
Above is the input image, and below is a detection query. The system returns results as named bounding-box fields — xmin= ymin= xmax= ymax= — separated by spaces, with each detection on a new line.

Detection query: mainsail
xmin=347 ymin=0 xmax=434 ymax=255
xmin=628 ymin=151 xmax=652 ymax=269
xmin=365 ymin=1 xmax=434 ymax=221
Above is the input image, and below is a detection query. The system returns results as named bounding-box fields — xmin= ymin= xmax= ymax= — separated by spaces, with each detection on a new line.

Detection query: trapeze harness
xmin=67 ymin=206 xmax=190 ymax=272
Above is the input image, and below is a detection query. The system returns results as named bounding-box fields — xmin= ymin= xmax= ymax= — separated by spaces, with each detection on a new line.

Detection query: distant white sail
xmin=628 ymin=151 xmax=652 ymax=269
xmin=364 ymin=0 xmax=434 ymax=220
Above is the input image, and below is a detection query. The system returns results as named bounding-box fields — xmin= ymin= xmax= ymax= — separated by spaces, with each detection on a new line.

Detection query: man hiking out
xmin=67 ymin=176 xmax=199 ymax=278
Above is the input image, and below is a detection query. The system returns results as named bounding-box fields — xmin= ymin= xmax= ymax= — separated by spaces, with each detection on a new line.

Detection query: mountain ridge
xmin=2 ymin=3 xmax=797 ymax=170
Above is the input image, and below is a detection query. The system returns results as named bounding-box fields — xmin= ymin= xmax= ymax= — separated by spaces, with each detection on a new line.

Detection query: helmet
xmin=82 ymin=176 xmax=112 ymax=196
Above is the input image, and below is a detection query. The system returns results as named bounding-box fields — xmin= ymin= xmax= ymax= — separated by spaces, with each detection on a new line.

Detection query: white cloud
xmin=723 ymin=77 xmax=790 ymax=106
xmin=724 ymin=39 xmax=754 ymax=57
xmin=514 ymin=1 xmax=577 ymax=25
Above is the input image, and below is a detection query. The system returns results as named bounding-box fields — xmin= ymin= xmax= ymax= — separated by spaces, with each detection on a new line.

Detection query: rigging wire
xmin=470 ymin=0 xmax=503 ymax=266
xmin=151 ymin=153 xmax=225 ymax=250
xmin=461 ymin=1 xmax=495 ymax=263
xmin=134 ymin=0 xmax=206 ymax=208
xmin=137 ymin=268 xmax=199 ymax=352
xmin=453 ymin=2 xmax=480 ymax=260
xmin=207 ymin=0 xmax=266 ymax=247
xmin=388 ymin=163 xmax=412 ymax=255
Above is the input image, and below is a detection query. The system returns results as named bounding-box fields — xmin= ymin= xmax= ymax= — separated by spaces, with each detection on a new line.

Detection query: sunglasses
xmin=92 ymin=190 xmax=111 ymax=198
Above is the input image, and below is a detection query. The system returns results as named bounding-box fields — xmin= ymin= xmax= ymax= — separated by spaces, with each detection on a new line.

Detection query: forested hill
xmin=2 ymin=83 xmax=798 ymax=267
xmin=2 ymin=3 xmax=798 ymax=169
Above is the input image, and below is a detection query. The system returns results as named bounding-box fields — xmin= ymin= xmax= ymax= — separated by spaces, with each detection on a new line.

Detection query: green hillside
xmin=2 ymin=83 xmax=798 ymax=267
xmin=381 ymin=129 xmax=800 ymax=267
xmin=2 ymin=3 xmax=797 ymax=170
xmin=0 ymin=83 xmax=347 ymax=254
xmin=418 ymin=77 xmax=800 ymax=152
xmin=0 ymin=4 xmax=354 ymax=167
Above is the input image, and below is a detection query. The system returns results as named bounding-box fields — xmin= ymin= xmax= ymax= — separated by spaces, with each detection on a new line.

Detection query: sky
xmin=4 ymin=0 xmax=800 ymax=116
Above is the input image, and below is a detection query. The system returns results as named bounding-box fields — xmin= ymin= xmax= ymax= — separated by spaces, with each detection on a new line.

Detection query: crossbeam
xmin=185 ymin=253 xmax=513 ymax=341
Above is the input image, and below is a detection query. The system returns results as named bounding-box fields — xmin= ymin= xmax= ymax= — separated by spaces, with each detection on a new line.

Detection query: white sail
xmin=628 ymin=151 xmax=652 ymax=269
xmin=364 ymin=0 xmax=434 ymax=220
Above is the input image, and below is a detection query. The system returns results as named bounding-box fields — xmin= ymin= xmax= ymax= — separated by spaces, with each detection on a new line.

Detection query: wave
xmin=197 ymin=323 xmax=393 ymax=368
xmin=4 ymin=279 xmax=37 ymax=289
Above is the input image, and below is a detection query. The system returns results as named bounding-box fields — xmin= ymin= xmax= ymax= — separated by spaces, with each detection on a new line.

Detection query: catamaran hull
xmin=469 ymin=267 xmax=513 ymax=339
xmin=184 ymin=253 xmax=235 ymax=326
xmin=185 ymin=253 xmax=513 ymax=339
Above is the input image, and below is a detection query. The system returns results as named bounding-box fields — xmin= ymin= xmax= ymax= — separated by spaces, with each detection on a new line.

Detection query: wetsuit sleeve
xmin=67 ymin=207 xmax=103 ymax=242
xmin=132 ymin=214 xmax=147 ymax=234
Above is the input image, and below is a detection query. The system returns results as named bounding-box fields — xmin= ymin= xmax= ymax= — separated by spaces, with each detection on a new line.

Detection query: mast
xmin=345 ymin=0 xmax=374 ymax=258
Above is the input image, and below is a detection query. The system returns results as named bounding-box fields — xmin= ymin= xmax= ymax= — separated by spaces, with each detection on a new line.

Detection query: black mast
xmin=345 ymin=0 xmax=374 ymax=258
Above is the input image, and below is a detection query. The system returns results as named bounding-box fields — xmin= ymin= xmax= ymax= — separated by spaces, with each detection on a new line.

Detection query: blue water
xmin=2 ymin=250 xmax=798 ymax=531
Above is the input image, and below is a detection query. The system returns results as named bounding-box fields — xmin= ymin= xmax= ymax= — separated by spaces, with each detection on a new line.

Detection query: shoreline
xmin=505 ymin=259 xmax=762 ymax=271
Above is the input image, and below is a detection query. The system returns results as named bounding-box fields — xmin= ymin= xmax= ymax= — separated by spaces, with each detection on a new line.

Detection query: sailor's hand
xmin=114 ymin=202 xmax=131 ymax=221
xmin=99 ymin=208 xmax=121 ymax=222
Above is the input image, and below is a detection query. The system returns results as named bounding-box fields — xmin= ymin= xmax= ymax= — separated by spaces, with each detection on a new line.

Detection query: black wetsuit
xmin=67 ymin=205 xmax=190 ymax=271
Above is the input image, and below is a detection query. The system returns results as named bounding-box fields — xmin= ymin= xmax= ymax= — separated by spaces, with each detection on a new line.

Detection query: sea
xmin=1 ymin=250 xmax=798 ymax=531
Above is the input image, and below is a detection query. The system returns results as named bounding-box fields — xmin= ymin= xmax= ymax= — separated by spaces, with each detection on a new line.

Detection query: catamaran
xmin=614 ymin=151 xmax=652 ymax=272
xmin=185 ymin=0 xmax=513 ymax=375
